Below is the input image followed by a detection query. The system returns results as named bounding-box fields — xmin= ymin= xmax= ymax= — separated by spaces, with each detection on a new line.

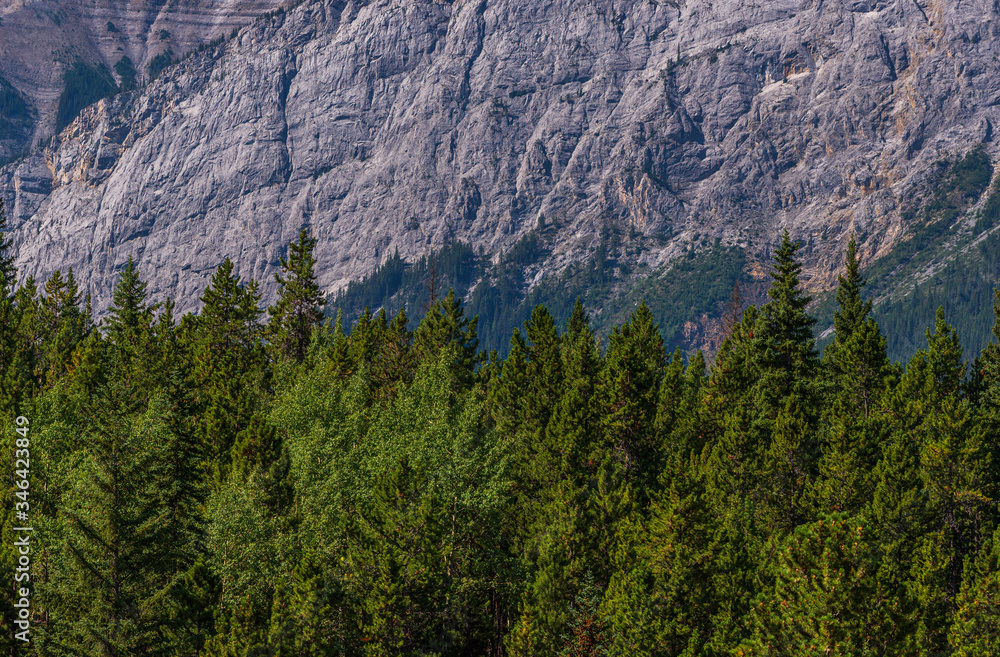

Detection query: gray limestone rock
xmin=3 ymin=0 xmax=1000 ymax=315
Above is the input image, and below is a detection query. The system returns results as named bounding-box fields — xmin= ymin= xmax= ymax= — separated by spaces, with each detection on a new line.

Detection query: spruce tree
xmin=950 ymin=527 xmax=1000 ymax=655
xmin=268 ymin=228 xmax=326 ymax=364
xmin=41 ymin=382 xmax=171 ymax=656
xmin=412 ymin=288 xmax=479 ymax=386
xmin=192 ymin=258 xmax=267 ymax=483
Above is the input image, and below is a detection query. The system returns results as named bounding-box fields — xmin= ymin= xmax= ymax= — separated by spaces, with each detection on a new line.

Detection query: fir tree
xmin=192 ymin=258 xmax=267 ymax=483
xmin=412 ymin=288 xmax=479 ymax=386
xmin=268 ymin=228 xmax=326 ymax=364
xmin=41 ymin=382 xmax=171 ymax=656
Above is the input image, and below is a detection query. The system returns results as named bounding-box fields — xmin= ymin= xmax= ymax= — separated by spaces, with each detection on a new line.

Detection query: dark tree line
xmin=1 ymin=201 xmax=999 ymax=656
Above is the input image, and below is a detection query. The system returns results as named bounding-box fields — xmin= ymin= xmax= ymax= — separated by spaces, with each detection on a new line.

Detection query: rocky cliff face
xmin=0 ymin=0 xmax=287 ymax=160
xmin=2 ymin=0 xmax=999 ymax=318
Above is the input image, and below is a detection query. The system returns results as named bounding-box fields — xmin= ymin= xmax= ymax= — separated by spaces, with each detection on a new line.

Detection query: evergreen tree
xmin=37 ymin=268 xmax=86 ymax=387
xmin=268 ymin=553 xmax=350 ymax=656
xmin=104 ymin=257 xmax=160 ymax=396
xmin=412 ymin=288 xmax=479 ymax=386
xmin=810 ymin=240 xmax=894 ymax=516
xmin=40 ymin=382 xmax=171 ymax=656
xmin=268 ymin=228 xmax=326 ymax=364
xmin=342 ymin=457 xmax=450 ymax=656
xmin=749 ymin=230 xmax=819 ymax=404
xmin=594 ymin=301 xmax=665 ymax=499
xmin=158 ymin=556 xmax=221 ymax=656
xmin=743 ymin=515 xmax=891 ymax=656
xmin=830 ymin=235 xmax=871 ymax=352
xmin=192 ymin=258 xmax=267 ymax=483
xmin=950 ymin=527 xmax=1000 ymax=655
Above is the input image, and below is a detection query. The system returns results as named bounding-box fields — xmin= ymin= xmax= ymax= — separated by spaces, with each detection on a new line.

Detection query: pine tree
xmin=604 ymin=473 xmax=760 ymax=656
xmin=192 ymin=258 xmax=267 ymax=483
xmin=412 ymin=288 xmax=479 ymax=387
xmin=40 ymin=382 xmax=171 ymax=656
xmin=0 ymin=279 xmax=40 ymax=415
xmin=950 ymin=527 xmax=1000 ymax=655
xmin=970 ymin=289 xmax=1000 ymax=494
xmin=158 ymin=556 xmax=221 ymax=656
xmin=268 ymin=228 xmax=326 ymax=364
xmin=546 ymin=300 xmax=600 ymax=484
xmin=505 ymin=483 xmax=599 ymax=657
xmin=743 ymin=515 xmax=889 ymax=656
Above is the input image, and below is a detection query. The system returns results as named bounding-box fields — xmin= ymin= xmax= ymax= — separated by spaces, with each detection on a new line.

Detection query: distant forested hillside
xmin=2 ymin=200 xmax=1000 ymax=655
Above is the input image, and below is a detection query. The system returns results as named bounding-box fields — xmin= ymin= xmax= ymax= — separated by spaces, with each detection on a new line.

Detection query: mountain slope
xmin=0 ymin=0 xmax=287 ymax=161
xmin=2 ymin=0 xmax=1000 ymax=338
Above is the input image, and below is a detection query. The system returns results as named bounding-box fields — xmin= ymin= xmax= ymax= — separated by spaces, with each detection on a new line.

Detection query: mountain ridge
xmin=1 ymin=0 xmax=999 ymax=342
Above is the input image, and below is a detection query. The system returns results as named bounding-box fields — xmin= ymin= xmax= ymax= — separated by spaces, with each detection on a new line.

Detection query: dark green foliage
xmin=114 ymin=56 xmax=137 ymax=90
xmin=12 ymin=228 xmax=1000 ymax=656
xmin=877 ymin=228 xmax=1000 ymax=362
xmin=191 ymin=257 xmax=267 ymax=483
xmin=268 ymin=228 xmax=326 ymax=364
xmin=333 ymin=234 xmax=750 ymax=357
xmin=0 ymin=74 xmax=31 ymax=141
xmin=333 ymin=241 xmax=480 ymax=325
xmin=0 ymin=198 xmax=14 ymax=288
xmin=55 ymin=60 xmax=118 ymax=132
xmin=147 ymin=50 xmax=175 ymax=81
xmin=868 ymin=147 xmax=992 ymax=291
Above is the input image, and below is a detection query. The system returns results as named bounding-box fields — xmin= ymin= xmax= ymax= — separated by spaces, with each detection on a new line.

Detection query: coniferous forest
xmin=2 ymin=197 xmax=1000 ymax=656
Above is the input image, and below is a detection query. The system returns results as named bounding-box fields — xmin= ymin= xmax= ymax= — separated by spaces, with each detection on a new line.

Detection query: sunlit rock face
xmin=2 ymin=0 xmax=998 ymax=314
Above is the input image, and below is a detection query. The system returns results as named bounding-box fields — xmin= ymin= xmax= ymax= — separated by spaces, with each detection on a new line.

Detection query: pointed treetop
xmin=768 ymin=230 xmax=811 ymax=308
xmin=268 ymin=228 xmax=326 ymax=363
xmin=832 ymin=234 xmax=872 ymax=347
xmin=925 ymin=306 xmax=965 ymax=395
xmin=105 ymin=256 xmax=158 ymax=347
xmin=566 ymin=298 xmax=590 ymax=341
